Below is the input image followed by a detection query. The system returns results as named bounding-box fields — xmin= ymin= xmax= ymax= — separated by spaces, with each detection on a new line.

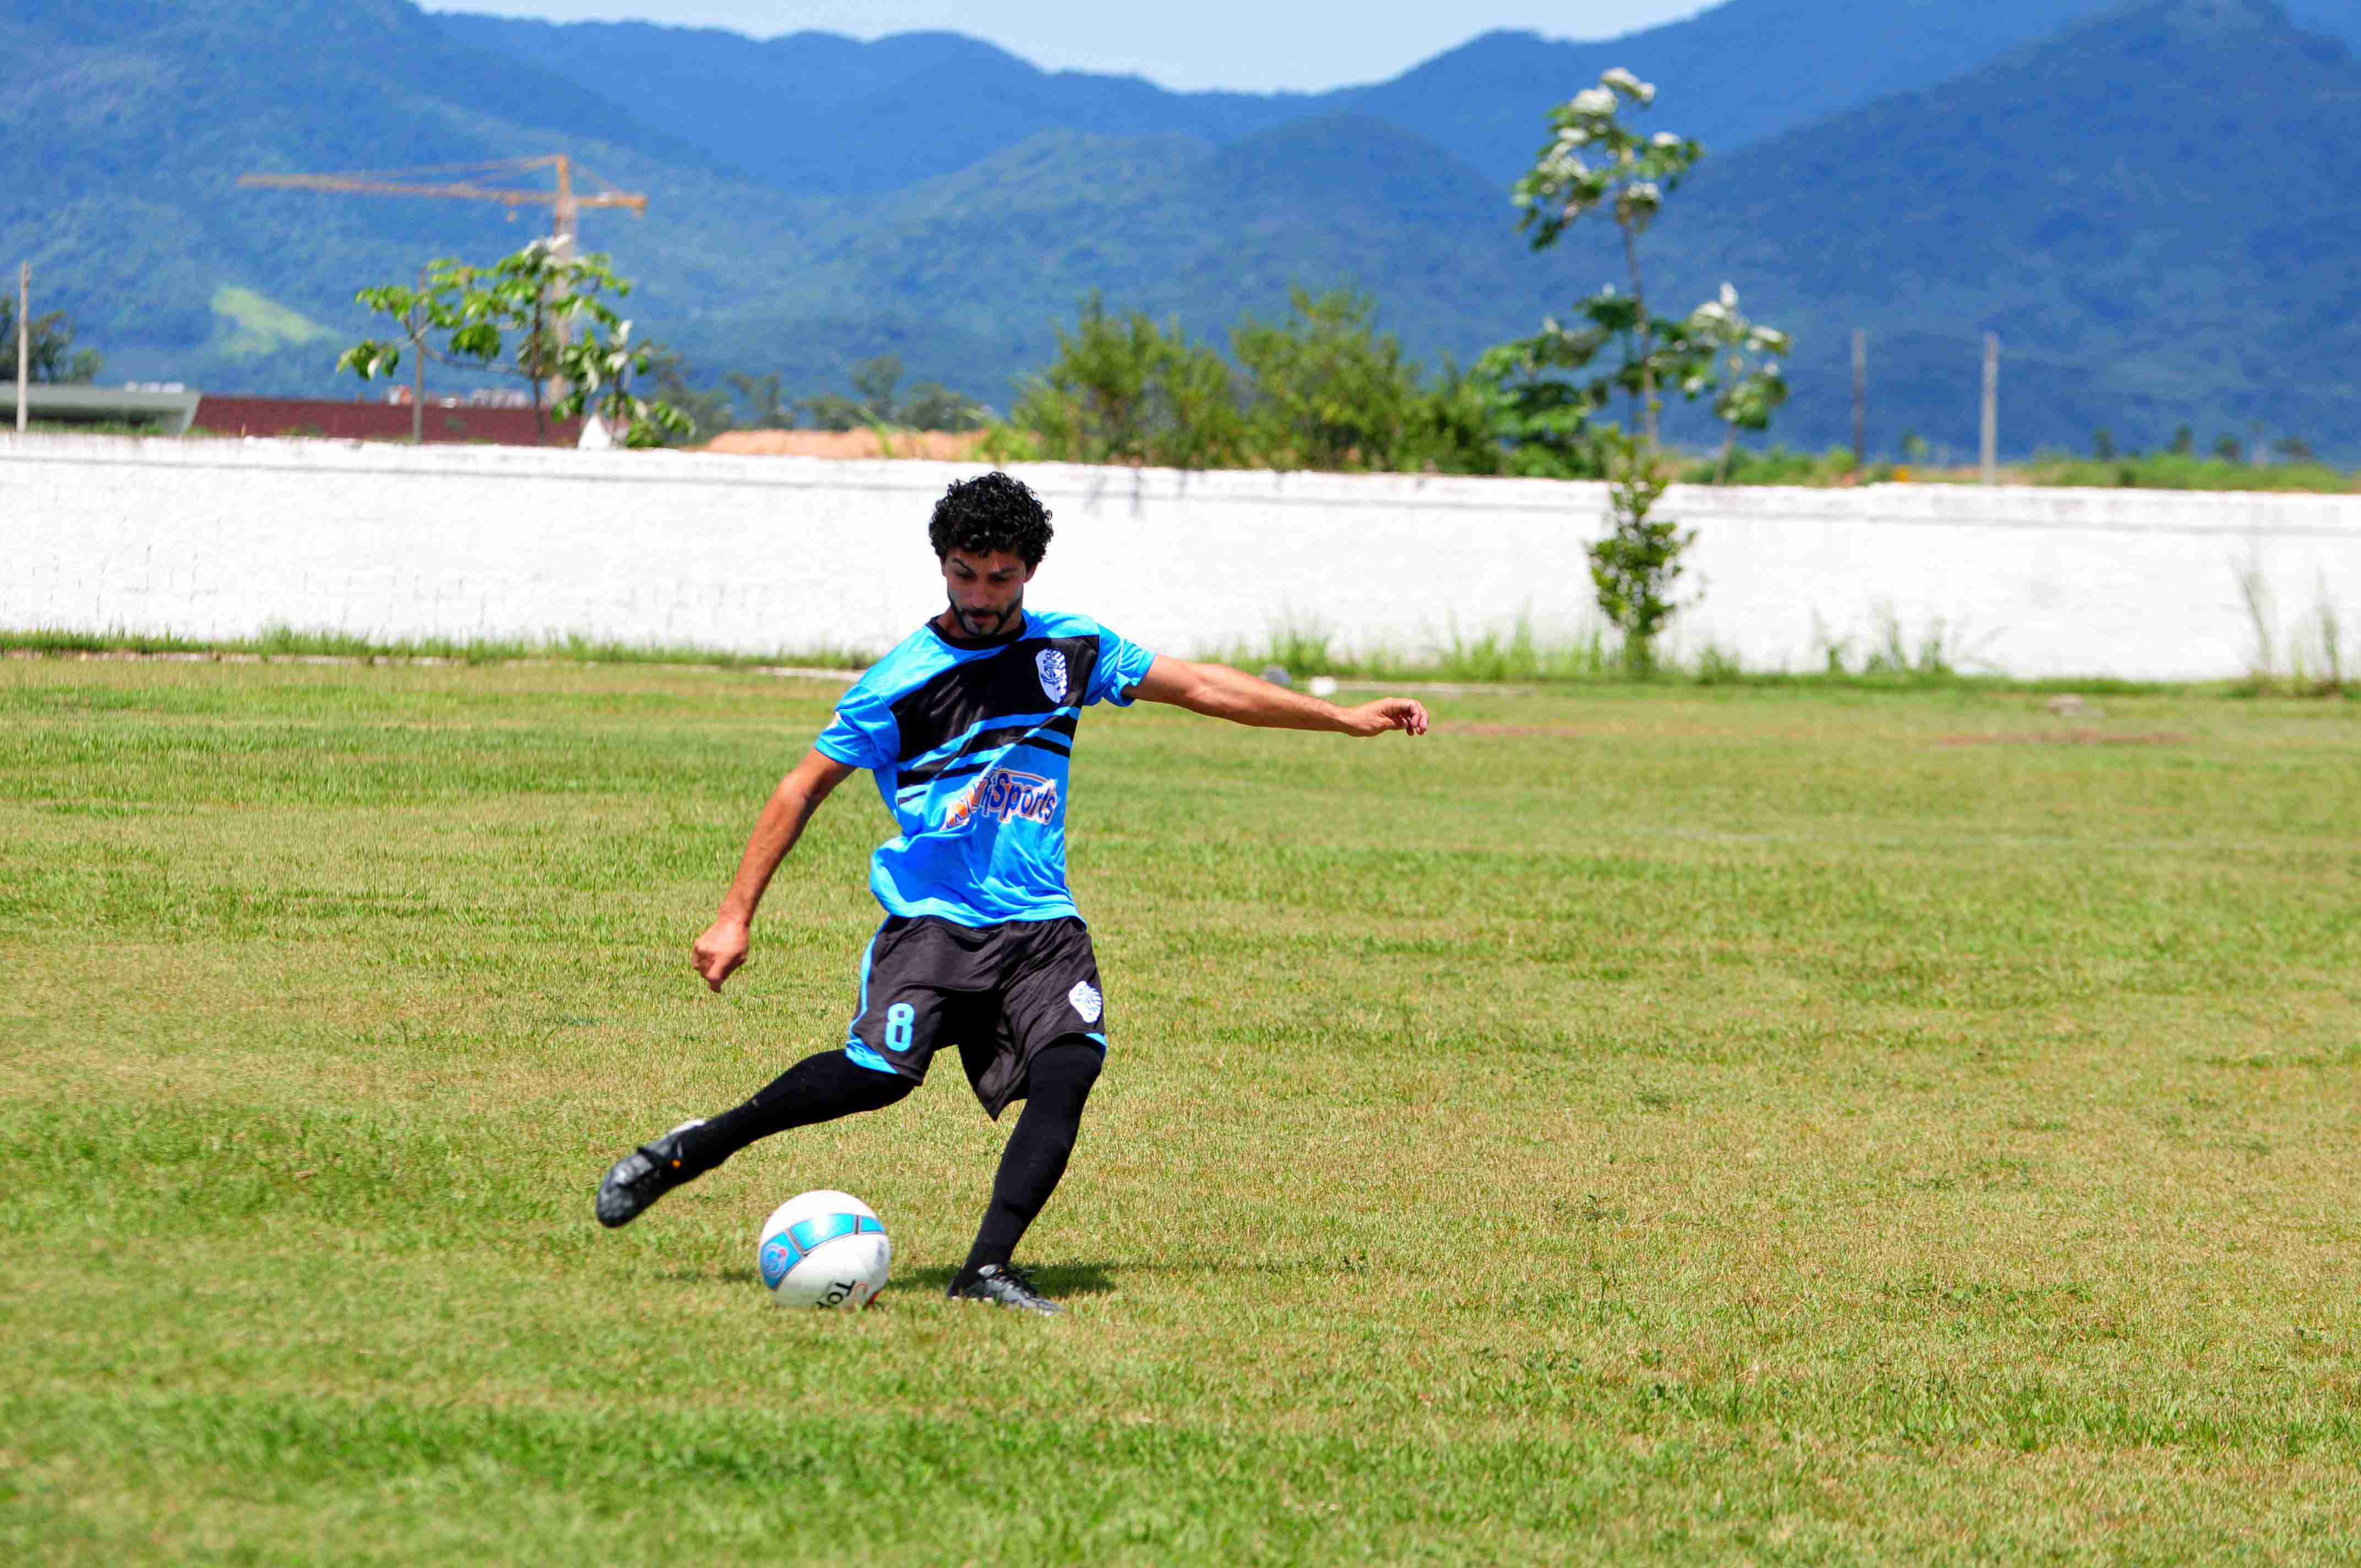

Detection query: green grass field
xmin=4 ymin=659 xmax=2357 ymax=1563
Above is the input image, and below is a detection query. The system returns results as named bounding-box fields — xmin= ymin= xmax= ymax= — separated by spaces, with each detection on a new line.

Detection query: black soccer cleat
xmin=594 ymin=1119 xmax=705 ymax=1229
xmin=947 ymin=1262 xmax=1064 ymax=1315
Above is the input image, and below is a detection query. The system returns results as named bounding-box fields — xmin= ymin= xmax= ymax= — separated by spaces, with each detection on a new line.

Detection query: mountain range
xmin=4 ymin=0 xmax=2357 ymax=456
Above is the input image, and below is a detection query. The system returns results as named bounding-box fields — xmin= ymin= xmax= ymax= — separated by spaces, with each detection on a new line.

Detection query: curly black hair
xmin=928 ymin=471 xmax=1054 ymax=567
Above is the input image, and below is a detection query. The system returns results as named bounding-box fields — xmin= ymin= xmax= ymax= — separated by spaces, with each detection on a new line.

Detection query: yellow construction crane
xmin=240 ymin=155 xmax=649 ymax=427
xmin=238 ymin=154 xmax=647 ymax=265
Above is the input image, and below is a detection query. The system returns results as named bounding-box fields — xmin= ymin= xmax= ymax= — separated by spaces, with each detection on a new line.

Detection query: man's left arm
xmin=1130 ymin=656 xmax=1429 ymax=738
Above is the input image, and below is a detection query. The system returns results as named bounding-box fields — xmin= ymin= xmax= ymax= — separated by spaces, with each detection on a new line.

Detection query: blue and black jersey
xmin=814 ymin=609 xmax=1158 ymax=927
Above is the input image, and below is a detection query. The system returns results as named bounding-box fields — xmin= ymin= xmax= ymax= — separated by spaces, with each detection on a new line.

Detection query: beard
xmin=948 ymin=593 xmax=1024 ymax=639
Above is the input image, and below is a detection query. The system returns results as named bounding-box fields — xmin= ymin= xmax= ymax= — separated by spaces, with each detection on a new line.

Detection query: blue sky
xmin=415 ymin=1 xmax=1711 ymax=91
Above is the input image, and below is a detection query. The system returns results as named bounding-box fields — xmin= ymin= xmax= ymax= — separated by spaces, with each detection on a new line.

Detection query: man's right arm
xmin=693 ymin=748 xmax=859 ymax=993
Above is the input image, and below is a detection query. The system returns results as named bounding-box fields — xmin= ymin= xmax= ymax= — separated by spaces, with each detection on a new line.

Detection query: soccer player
xmin=595 ymin=471 xmax=1429 ymax=1313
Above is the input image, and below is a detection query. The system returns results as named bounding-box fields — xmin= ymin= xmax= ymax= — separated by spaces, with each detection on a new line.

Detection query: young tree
xmin=551 ymin=318 xmax=691 ymax=448
xmin=0 ymin=298 xmax=104 ymax=384
xmin=335 ymin=270 xmax=449 ymax=443
xmin=1511 ymin=68 xmax=1702 ymax=446
xmin=339 ymin=242 xmax=688 ymax=445
xmin=1684 ymin=284 xmax=1791 ymax=482
xmin=1478 ymin=290 xmax=1712 ymax=476
xmin=1589 ymin=428 xmax=1691 ymax=672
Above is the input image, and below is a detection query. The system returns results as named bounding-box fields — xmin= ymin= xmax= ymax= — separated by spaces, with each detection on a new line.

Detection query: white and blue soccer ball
xmin=757 ymin=1190 xmax=891 ymax=1310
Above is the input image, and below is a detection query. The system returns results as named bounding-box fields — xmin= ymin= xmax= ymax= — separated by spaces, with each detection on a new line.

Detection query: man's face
xmin=939 ymin=548 xmax=1036 ymax=638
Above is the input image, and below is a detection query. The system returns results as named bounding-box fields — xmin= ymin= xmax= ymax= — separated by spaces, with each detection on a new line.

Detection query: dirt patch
xmin=697 ymin=429 xmax=991 ymax=460
xmin=1938 ymin=729 xmax=2190 ymax=748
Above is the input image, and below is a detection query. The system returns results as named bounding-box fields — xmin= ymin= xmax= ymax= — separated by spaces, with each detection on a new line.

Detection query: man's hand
xmin=1341 ymin=697 xmax=1430 ymax=738
xmin=693 ymin=916 xmax=752 ymax=993
xmin=690 ymin=750 xmax=856 ymax=995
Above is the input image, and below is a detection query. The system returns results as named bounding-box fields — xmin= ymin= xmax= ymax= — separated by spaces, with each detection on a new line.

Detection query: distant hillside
xmin=0 ymin=0 xmax=809 ymax=385
xmin=9 ymin=0 xmax=2360 ymax=458
xmin=657 ymin=0 xmax=2361 ymax=456
xmin=1339 ymin=0 xmax=2119 ymax=182
xmin=431 ymin=15 xmax=1310 ymax=196
xmin=1647 ymin=0 xmax=2361 ymax=454
xmin=668 ymin=117 xmax=1553 ymax=398
xmin=436 ymin=0 xmax=2199 ymax=194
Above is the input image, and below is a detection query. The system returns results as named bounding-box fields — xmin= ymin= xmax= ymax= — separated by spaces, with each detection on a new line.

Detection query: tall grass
xmin=0 ymin=623 xmax=876 ymax=671
xmin=2229 ymin=566 xmax=2353 ymax=699
xmin=1211 ymin=613 xmax=2171 ymax=693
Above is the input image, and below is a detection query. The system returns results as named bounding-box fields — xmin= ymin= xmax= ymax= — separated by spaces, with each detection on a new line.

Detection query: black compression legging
xmin=671 ymin=1040 xmax=1103 ymax=1280
xmin=673 ymin=1050 xmax=913 ymax=1177
xmin=960 ymin=1041 xmax=1101 ymax=1281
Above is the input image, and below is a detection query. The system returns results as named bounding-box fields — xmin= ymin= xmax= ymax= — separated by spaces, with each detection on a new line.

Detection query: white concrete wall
xmin=3 ymin=433 xmax=2355 ymax=680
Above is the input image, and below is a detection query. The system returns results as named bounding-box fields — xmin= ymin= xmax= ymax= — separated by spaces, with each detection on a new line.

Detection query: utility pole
xmin=547 ymin=155 xmax=578 ymax=401
xmin=1981 ymin=333 xmax=2000 ymax=486
xmin=15 ymin=263 xmax=28 ymax=433
xmin=411 ymin=268 xmax=425 ymax=447
xmin=1851 ymin=329 xmax=1868 ymax=462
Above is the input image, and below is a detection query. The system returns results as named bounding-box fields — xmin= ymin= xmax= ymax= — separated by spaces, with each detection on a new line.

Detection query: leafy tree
xmin=339 ymin=242 xmax=688 ymax=445
xmin=552 ymin=319 xmax=691 ymax=448
xmin=1683 ymin=284 xmax=1791 ymax=482
xmin=2168 ymin=425 xmax=2196 ymax=456
xmin=1511 ymin=68 xmax=1702 ymax=446
xmin=1009 ymin=290 xmax=1504 ymax=473
xmin=726 ymin=372 xmax=793 ymax=429
xmin=1588 ymin=428 xmax=1691 ymax=672
xmin=1470 ymin=329 xmax=1606 ymax=477
xmin=1402 ymin=359 xmax=1509 ymax=477
xmin=800 ymin=355 xmax=922 ymax=431
xmin=644 ymin=349 xmax=739 ymax=443
xmin=798 ymin=393 xmax=868 ymax=432
xmin=1007 ymin=293 xmax=1245 ymax=466
xmin=849 ymin=355 xmax=902 ymax=420
xmin=1474 ymin=290 xmax=1715 ymax=478
xmin=2092 ymin=428 xmax=2117 ymax=460
xmin=1009 ymin=295 xmax=1165 ymax=459
xmin=1232 ymin=288 xmax=1431 ymax=471
xmin=897 ymin=382 xmax=989 ymax=432
xmin=0 ymin=298 xmax=103 ymax=384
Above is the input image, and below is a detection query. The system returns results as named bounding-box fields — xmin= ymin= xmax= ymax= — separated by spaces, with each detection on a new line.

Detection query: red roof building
xmin=188 ymin=395 xmax=583 ymax=446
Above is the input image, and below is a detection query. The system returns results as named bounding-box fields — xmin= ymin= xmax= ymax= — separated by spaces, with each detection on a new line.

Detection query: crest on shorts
xmin=1068 ymin=979 xmax=1103 ymax=1024
xmin=1035 ymin=649 xmax=1069 ymax=703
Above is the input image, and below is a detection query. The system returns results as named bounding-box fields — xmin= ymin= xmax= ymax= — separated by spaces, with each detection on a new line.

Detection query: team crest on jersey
xmin=944 ymin=767 xmax=1060 ymax=830
xmin=1068 ymin=979 xmax=1103 ymax=1023
xmin=1035 ymin=649 xmax=1069 ymax=703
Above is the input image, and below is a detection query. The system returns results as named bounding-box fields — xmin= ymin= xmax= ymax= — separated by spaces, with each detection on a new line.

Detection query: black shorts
xmin=844 ymin=915 xmax=1107 ymax=1119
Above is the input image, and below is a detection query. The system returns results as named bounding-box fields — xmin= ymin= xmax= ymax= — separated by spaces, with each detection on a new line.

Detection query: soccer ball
xmin=756 ymin=1190 xmax=891 ymax=1310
